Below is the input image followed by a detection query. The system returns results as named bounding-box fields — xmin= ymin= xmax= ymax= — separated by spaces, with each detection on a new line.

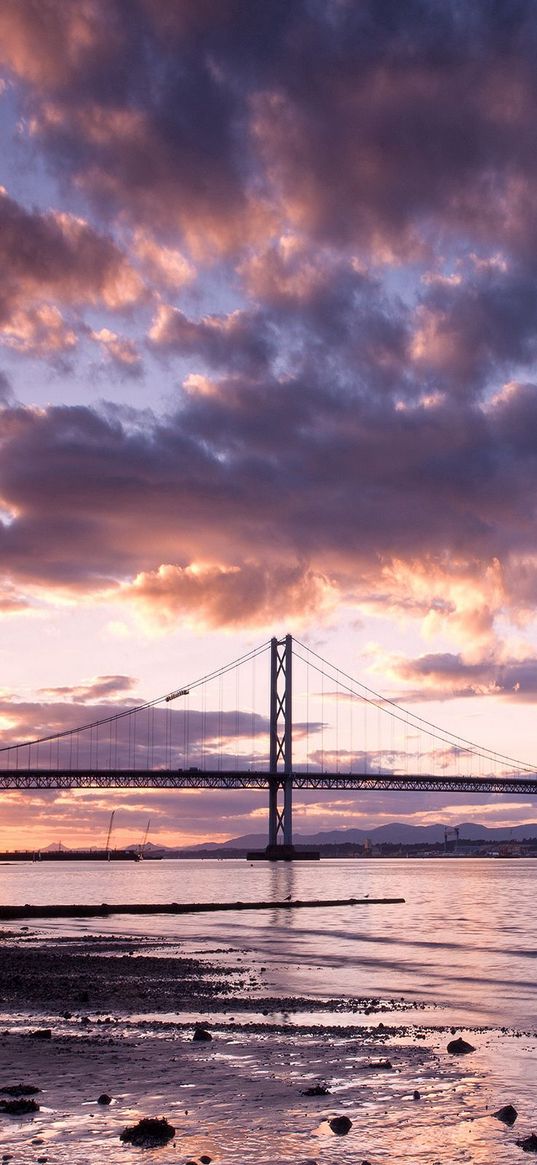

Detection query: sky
xmin=2 ymin=0 xmax=537 ymax=848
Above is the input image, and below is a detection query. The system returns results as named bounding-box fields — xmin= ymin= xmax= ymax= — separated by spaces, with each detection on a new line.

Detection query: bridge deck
xmin=0 ymin=769 xmax=536 ymax=793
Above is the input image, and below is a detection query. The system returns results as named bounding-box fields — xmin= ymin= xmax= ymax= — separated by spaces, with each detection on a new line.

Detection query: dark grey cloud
xmin=4 ymin=0 xmax=537 ymax=259
xmin=396 ymin=652 xmax=537 ymax=702
xmin=415 ymin=265 xmax=537 ymax=397
xmin=0 ymin=371 xmax=14 ymax=404
xmin=0 ymin=189 xmax=143 ymax=359
xmin=149 ymin=306 xmax=274 ymax=376
xmin=38 ymin=675 xmax=138 ymax=703
xmin=0 ymin=366 xmax=536 ymax=627
xmin=2 ymin=1 xmax=537 ymax=657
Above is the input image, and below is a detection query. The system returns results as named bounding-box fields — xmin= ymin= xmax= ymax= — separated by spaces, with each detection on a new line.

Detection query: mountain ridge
xmin=177 ymin=821 xmax=537 ymax=850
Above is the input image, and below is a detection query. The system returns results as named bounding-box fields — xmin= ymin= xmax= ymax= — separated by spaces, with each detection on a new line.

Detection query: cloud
xmin=0 ymin=1 xmax=271 ymax=255
xmin=412 ymin=263 xmax=537 ymax=396
xmin=127 ymin=561 xmax=336 ymax=631
xmin=38 ymin=674 xmax=138 ymax=704
xmin=90 ymin=327 xmax=142 ymax=374
xmin=132 ymin=232 xmax=194 ymax=290
xmin=2 ymin=303 xmax=77 ymax=357
xmin=149 ymin=305 xmax=273 ymax=375
xmin=0 ymin=370 xmax=14 ymax=404
xmin=393 ymin=651 xmax=537 ymax=702
xmin=0 ymin=189 xmax=144 ymax=357
xmin=0 ymin=367 xmax=536 ymax=645
xmin=0 ymin=190 xmax=143 ymax=310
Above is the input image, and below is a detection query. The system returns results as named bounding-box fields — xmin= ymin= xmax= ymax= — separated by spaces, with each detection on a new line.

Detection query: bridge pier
xmin=248 ymin=634 xmax=319 ymax=862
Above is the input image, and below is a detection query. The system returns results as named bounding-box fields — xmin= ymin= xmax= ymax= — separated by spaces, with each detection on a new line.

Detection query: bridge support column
xmin=246 ymin=633 xmax=319 ymax=862
xmin=267 ymin=633 xmax=292 ymax=854
xmin=247 ymin=634 xmax=318 ymax=861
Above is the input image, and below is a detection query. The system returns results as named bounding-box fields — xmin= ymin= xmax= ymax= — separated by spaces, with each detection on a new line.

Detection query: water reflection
xmin=3 ymin=858 xmax=537 ymax=1027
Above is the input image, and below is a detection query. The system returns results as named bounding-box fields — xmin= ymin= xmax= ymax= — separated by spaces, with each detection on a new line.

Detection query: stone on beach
xmin=97 ymin=1092 xmax=112 ymax=1105
xmin=516 ymin=1132 xmax=537 ymax=1152
xmin=301 ymin=1084 xmax=331 ymax=1096
xmin=493 ymin=1103 xmax=518 ymax=1125
xmin=446 ymin=1036 xmax=475 ymax=1054
xmin=120 ymin=1117 xmax=176 ymax=1147
xmin=193 ymin=1027 xmax=213 ymax=1041
xmin=0 ymin=1097 xmax=40 ymax=1115
xmin=329 ymin=1115 xmax=353 ymax=1135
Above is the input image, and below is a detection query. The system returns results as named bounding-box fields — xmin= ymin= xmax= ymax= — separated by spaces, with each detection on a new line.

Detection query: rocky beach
xmin=0 ymin=926 xmax=536 ymax=1164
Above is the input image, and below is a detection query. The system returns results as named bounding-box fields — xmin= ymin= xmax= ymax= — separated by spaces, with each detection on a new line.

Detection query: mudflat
xmin=0 ymin=930 xmax=534 ymax=1163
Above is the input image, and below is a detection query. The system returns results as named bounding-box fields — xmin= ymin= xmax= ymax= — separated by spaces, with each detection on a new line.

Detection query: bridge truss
xmin=1 ymin=769 xmax=537 ymax=795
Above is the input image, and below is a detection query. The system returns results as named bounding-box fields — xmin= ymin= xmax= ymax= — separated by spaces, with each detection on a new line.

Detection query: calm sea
xmin=1 ymin=857 xmax=536 ymax=1029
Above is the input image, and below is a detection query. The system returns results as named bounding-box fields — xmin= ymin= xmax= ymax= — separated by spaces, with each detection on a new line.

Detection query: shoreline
xmin=0 ymin=930 xmax=535 ymax=1162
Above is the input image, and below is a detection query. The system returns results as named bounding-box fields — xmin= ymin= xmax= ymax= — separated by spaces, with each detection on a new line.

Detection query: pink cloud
xmin=0 ymin=190 xmax=144 ymax=357
xmin=126 ymin=561 xmax=336 ymax=631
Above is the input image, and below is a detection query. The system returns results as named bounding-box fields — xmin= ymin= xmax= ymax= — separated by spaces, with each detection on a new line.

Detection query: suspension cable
xmin=0 ymin=640 xmax=271 ymax=754
xmin=293 ymin=640 xmax=537 ymax=773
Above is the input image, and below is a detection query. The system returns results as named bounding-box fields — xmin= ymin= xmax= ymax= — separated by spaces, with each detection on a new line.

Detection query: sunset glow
xmin=2 ymin=1 xmax=537 ymax=847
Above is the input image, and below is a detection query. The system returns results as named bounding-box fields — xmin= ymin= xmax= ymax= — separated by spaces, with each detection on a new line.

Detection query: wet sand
xmin=0 ymin=930 xmax=535 ymax=1163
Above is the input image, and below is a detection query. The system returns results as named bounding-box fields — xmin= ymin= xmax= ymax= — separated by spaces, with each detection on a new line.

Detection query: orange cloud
xmin=125 ymin=561 xmax=337 ymax=631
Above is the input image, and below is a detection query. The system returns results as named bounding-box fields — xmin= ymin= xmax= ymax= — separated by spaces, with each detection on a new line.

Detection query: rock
xmin=97 ymin=1093 xmax=112 ymax=1105
xmin=120 ymin=1117 xmax=175 ymax=1148
xmin=192 ymin=1028 xmax=212 ymax=1041
xmin=413 ymin=1090 xmax=421 ymax=1100
xmin=329 ymin=1115 xmax=352 ymax=1136
xmin=447 ymin=1037 xmax=475 ymax=1055
xmin=493 ymin=1104 xmax=518 ymax=1126
xmin=0 ymin=1098 xmax=40 ymax=1115
xmin=0 ymin=1084 xmax=40 ymax=1096
xmin=200 ymin=1157 xmax=212 ymax=1164
xmin=517 ymin=1133 xmax=537 ymax=1153
xmin=365 ymin=1059 xmax=393 ymax=1070
xmin=302 ymin=1085 xmax=331 ymax=1096
xmin=29 ymin=1029 xmax=52 ymax=1040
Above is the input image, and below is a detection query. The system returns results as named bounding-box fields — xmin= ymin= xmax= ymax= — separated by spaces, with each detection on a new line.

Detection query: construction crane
xmin=105 ymin=810 xmax=115 ymax=858
xmin=444 ymin=825 xmax=460 ymax=854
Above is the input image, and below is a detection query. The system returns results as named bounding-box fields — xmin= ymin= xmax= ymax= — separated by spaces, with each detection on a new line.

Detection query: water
xmin=2 ymin=857 xmax=537 ymax=1028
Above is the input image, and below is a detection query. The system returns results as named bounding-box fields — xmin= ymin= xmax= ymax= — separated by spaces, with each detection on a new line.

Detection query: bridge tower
xmin=247 ymin=634 xmax=318 ymax=861
xmin=268 ymin=633 xmax=293 ymax=852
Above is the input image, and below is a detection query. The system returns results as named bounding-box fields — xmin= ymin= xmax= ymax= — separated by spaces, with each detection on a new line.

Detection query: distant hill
xmin=179 ymin=821 xmax=537 ymax=850
xmin=124 ymin=841 xmax=168 ymax=854
xmin=39 ymin=821 xmax=537 ymax=855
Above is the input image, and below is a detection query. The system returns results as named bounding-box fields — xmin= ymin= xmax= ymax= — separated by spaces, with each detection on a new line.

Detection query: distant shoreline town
xmin=4 ymin=821 xmax=537 ymax=860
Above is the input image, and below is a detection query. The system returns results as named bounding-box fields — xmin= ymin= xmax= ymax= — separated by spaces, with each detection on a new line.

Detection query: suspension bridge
xmin=1 ymin=635 xmax=537 ymax=858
